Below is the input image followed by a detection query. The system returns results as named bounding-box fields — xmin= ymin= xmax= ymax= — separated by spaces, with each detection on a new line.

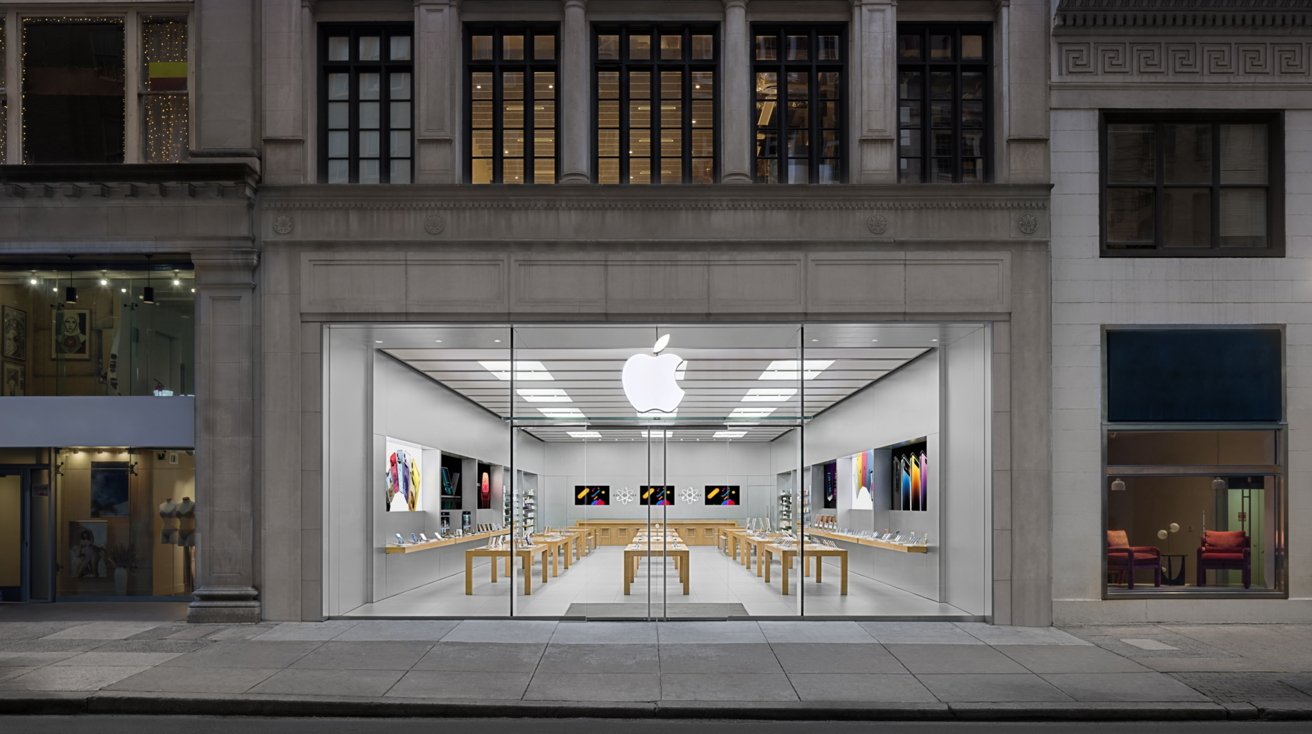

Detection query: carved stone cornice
xmin=1056 ymin=38 xmax=1312 ymax=82
xmin=1054 ymin=0 xmax=1312 ymax=31
xmin=0 ymin=163 xmax=259 ymax=201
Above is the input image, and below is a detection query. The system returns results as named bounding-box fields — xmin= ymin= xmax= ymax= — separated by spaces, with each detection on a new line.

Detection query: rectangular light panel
xmin=728 ymin=407 xmax=776 ymax=420
xmin=758 ymin=360 xmax=835 ymax=380
xmin=713 ymin=431 xmax=748 ymax=439
xmin=566 ymin=431 xmax=602 ymax=439
xmin=742 ymin=388 xmax=798 ymax=402
xmin=517 ymin=388 xmax=571 ymax=402
xmin=537 ymin=408 xmax=586 ymax=419
xmin=478 ymin=360 xmax=554 ymax=381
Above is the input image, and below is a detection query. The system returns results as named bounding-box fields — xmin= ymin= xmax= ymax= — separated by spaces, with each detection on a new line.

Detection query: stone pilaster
xmin=415 ymin=0 xmax=461 ymax=183
xmin=721 ymin=0 xmax=752 ymax=184
xmin=559 ymin=0 xmax=591 ymax=183
xmin=850 ymin=0 xmax=897 ymax=183
xmin=188 ymin=250 xmax=261 ymax=623
xmin=261 ymin=0 xmax=307 ymax=183
xmin=194 ymin=0 xmax=258 ymax=156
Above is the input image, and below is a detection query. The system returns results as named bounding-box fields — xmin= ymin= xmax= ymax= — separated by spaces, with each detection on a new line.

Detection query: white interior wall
xmin=942 ymin=327 xmax=991 ymax=615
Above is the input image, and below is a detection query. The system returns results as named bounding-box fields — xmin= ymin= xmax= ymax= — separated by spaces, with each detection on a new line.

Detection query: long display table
xmin=384 ymin=528 xmax=510 ymax=555
xmin=575 ymin=519 xmax=738 ymax=546
xmin=806 ymin=527 xmax=930 ymax=554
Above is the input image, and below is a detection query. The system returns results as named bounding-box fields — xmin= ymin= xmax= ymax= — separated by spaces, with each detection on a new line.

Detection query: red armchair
xmin=1106 ymin=530 xmax=1161 ymax=590
xmin=1196 ymin=530 xmax=1251 ymax=589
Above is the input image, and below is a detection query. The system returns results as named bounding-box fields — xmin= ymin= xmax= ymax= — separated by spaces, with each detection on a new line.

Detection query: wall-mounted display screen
xmin=574 ymin=485 xmax=610 ymax=506
xmin=640 ymin=485 xmax=674 ymax=505
xmin=385 ymin=437 xmax=422 ymax=512
xmin=851 ymin=448 xmax=875 ymax=510
xmin=476 ymin=461 xmax=492 ymax=509
xmin=440 ymin=454 xmax=462 ymax=510
xmin=892 ymin=439 xmax=929 ymax=512
xmin=823 ymin=461 xmax=837 ymax=509
xmin=704 ymin=485 xmax=740 ymax=505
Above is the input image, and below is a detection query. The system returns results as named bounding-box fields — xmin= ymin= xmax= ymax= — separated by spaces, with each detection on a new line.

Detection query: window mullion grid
xmin=616 ymin=34 xmax=629 ymax=184
xmin=953 ymin=43 xmax=962 ymax=183
xmin=779 ymin=53 xmax=789 ymax=183
xmin=380 ymin=51 xmax=392 ymax=183
xmin=920 ymin=35 xmax=930 ymax=181
xmin=647 ymin=31 xmax=658 ymax=184
xmin=349 ymin=38 xmax=360 ymax=183
xmin=682 ymin=32 xmax=692 ymax=183
xmin=493 ymin=36 xmax=504 ymax=184
xmin=1211 ymin=120 xmax=1222 ymax=250
xmin=1154 ymin=121 xmax=1165 ymax=249
xmin=809 ymin=30 xmax=820 ymax=185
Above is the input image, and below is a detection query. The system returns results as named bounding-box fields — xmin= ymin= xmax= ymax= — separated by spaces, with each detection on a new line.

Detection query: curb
xmin=1 ymin=692 xmax=1310 ymax=721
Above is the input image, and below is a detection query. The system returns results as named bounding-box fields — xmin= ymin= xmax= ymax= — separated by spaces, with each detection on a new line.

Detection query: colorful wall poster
xmin=851 ymin=449 xmax=875 ymax=510
xmin=639 ymin=485 xmax=674 ymax=506
xmin=385 ymin=437 xmax=423 ymax=512
xmin=704 ymin=485 xmax=740 ymax=506
xmin=891 ymin=439 xmax=929 ymax=512
xmin=574 ymin=485 xmax=610 ymax=506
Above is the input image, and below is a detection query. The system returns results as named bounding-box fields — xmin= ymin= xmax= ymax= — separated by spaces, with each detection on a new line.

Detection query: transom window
xmin=752 ymin=25 xmax=845 ymax=184
xmin=594 ymin=25 xmax=717 ymax=184
xmin=1102 ymin=113 xmax=1281 ymax=256
xmin=896 ymin=24 xmax=991 ymax=183
xmin=319 ymin=24 xmax=413 ymax=184
xmin=466 ymin=25 xmax=559 ymax=184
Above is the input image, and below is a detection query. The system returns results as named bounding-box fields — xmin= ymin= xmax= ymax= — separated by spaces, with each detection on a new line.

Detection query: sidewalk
xmin=4 ymin=616 xmax=1312 ymax=721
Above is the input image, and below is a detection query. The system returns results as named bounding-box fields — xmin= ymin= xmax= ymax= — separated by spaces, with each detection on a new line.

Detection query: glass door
xmin=0 ymin=471 xmax=24 ymax=601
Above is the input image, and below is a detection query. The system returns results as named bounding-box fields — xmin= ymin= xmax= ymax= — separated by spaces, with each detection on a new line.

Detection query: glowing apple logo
xmin=622 ymin=333 xmax=685 ymax=414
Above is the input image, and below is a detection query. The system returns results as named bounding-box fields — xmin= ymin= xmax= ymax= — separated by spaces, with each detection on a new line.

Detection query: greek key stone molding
xmin=1057 ymin=40 xmax=1312 ymax=81
xmin=1055 ymin=0 xmax=1312 ymax=30
xmin=261 ymin=194 xmax=1048 ymax=213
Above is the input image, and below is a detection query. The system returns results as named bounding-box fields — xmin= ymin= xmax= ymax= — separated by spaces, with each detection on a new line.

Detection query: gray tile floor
xmin=3 ymin=616 xmax=1290 ymax=708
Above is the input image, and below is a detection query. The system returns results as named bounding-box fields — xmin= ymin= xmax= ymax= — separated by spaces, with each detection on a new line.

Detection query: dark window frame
xmin=463 ymin=23 xmax=561 ymax=185
xmin=592 ymin=24 xmax=720 ymax=185
xmin=895 ymin=22 xmax=993 ymax=183
xmin=317 ymin=22 xmax=414 ymax=184
xmin=750 ymin=23 xmax=847 ymax=184
xmin=1099 ymin=110 xmax=1285 ymax=258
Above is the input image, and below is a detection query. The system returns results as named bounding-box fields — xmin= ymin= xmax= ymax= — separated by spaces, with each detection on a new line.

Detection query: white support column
xmin=415 ymin=0 xmax=459 ymax=183
xmin=850 ymin=0 xmax=896 ymax=183
xmin=558 ymin=0 xmax=590 ymax=183
xmin=720 ymin=0 xmax=752 ymax=184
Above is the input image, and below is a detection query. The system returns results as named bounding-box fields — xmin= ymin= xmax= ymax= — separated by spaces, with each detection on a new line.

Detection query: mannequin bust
xmin=159 ymin=498 xmax=178 ymax=517
xmin=177 ymin=497 xmax=195 ymax=517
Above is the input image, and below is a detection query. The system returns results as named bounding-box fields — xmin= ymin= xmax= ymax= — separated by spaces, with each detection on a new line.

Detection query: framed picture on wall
xmin=704 ymin=486 xmax=740 ymax=506
xmin=640 ymin=485 xmax=674 ymax=506
xmin=574 ymin=485 xmax=610 ymax=506
xmin=2 ymin=361 xmax=24 ymax=396
xmin=2 ymin=305 xmax=27 ymax=361
xmin=51 ymin=307 xmax=90 ymax=360
xmin=90 ymin=462 xmax=131 ymax=517
xmin=68 ymin=520 xmax=109 ymax=579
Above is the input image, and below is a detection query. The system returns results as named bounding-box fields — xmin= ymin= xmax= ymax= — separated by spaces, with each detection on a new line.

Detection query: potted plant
xmin=106 ymin=543 xmax=137 ymax=596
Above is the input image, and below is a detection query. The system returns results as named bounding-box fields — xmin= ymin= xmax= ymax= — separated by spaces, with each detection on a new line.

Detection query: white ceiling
xmin=364 ymin=323 xmax=983 ymax=443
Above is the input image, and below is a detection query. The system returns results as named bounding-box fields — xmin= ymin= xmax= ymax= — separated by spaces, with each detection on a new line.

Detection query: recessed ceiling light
xmin=931 ymin=338 xmax=938 ymax=342
xmin=640 ymin=430 xmax=673 ymax=438
xmin=758 ymin=360 xmax=834 ymax=381
xmin=725 ymin=421 xmax=760 ymax=427
xmin=479 ymin=360 xmax=554 ymax=381
xmin=871 ymin=338 xmax=879 ymax=343
xmin=714 ymin=430 xmax=747 ymax=439
xmin=742 ymin=388 xmax=797 ymax=402
xmin=810 ymin=338 xmax=819 ymax=343
xmin=728 ymin=407 xmax=776 ymax=421
xmin=494 ymin=338 xmax=502 ymax=343
xmin=375 ymin=340 xmax=383 ymax=344
xmin=434 ymin=339 xmax=443 ymax=343
xmin=567 ymin=430 xmax=602 ymax=439
xmin=537 ymin=407 xmax=585 ymax=419
xmin=518 ymin=388 xmax=571 ymax=403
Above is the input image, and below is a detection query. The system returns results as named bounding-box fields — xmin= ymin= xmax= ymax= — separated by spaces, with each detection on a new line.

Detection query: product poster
xmin=574 ymin=485 xmax=610 ymax=506
xmin=851 ymin=449 xmax=874 ymax=510
xmin=639 ymin=485 xmax=674 ymax=506
xmin=891 ymin=439 xmax=929 ymax=512
xmin=385 ymin=437 xmax=423 ymax=512
xmin=704 ymin=485 xmax=740 ymax=506
xmin=90 ymin=462 xmax=130 ymax=517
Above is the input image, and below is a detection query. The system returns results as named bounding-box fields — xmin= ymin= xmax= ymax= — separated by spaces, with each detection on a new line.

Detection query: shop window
xmin=1103 ymin=328 xmax=1286 ymax=596
xmin=466 ymin=25 xmax=559 ymax=184
xmin=22 ymin=18 xmax=126 ymax=164
xmin=1101 ymin=113 xmax=1282 ymax=256
xmin=896 ymin=23 xmax=991 ymax=183
xmin=752 ymin=24 xmax=845 ymax=184
xmin=0 ymin=19 xmax=7 ymax=163
xmin=594 ymin=25 xmax=717 ymax=184
xmin=319 ymin=23 xmax=414 ymax=184
xmin=141 ymin=17 xmax=189 ymax=164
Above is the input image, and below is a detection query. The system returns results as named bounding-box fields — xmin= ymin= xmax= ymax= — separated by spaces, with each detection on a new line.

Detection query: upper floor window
xmin=594 ymin=25 xmax=717 ymax=184
xmin=896 ymin=24 xmax=991 ymax=183
xmin=319 ymin=24 xmax=413 ymax=184
xmin=466 ymin=25 xmax=559 ymax=184
xmin=752 ymin=25 xmax=845 ymax=184
xmin=1102 ymin=113 xmax=1282 ymax=257
xmin=0 ymin=20 xmax=7 ymax=163
xmin=16 ymin=16 xmax=189 ymax=165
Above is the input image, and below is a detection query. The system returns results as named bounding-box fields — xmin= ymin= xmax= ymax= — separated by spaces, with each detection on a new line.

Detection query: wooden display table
xmin=763 ymin=543 xmax=849 ymax=596
xmin=533 ymin=533 xmax=575 ymax=576
xmin=385 ymin=528 xmax=510 ymax=555
xmin=623 ymin=536 xmax=690 ymax=596
xmin=575 ymin=519 xmax=738 ymax=546
xmin=806 ymin=527 xmax=930 ymax=554
xmin=722 ymin=528 xmax=749 ymax=559
xmin=740 ymin=532 xmax=791 ymax=575
xmin=464 ymin=543 xmax=550 ymax=595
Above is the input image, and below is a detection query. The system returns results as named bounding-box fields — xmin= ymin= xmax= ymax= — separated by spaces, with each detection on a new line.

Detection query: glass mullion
xmin=1211 ymin=121 xmax=1222 ymax=249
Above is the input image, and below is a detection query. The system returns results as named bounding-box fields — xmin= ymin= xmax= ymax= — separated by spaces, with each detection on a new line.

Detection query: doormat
xmin=563 ymin=603 xmax=749 ymax=619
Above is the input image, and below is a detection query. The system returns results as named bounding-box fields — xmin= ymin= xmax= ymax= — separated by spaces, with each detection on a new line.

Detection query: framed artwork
xmin=2 ymin=305 xmax=27 ymax=361
xmin=90 ymin=462 xmax=131 ymax=517
xmin=385 ymin=438 xmax=422 ymax=512
xmin=704 ymin=485 xmax=740 ymax=506
xmin=2 ymin=362 xmax=24 ymax=396
xmin=68 ymin=520 xmax=109 ymax=579
xmin=574 ymin=485 xmax=610 ymax=506
xmin=891 ymin=439 xmax=929 ymax=512
xmin=51 ymin=307 xmax=90 ymax=360
xmin=640 ymin=485 xmax=674 ymax=506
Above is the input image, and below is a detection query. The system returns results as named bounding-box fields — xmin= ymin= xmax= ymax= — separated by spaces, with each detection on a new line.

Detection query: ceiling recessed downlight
xmin=517 ymin=388 xmax=571 ymax=403
xmin=537 ymin=407 xmax=585 ymax=419
xmin=714 ymin=430 xmax=747 ymax=439
xmin=479 ymin=360 xmax=554 ymax=381
xmin=728 ymin=407 xmax=776 ymax=421
xmin=758 ymin=360 xmax=835 ymax=380
xmin=742 ymin=388 xmax=797 ymax=402
xmin=567 ymin=430 xmax=602 ymax=439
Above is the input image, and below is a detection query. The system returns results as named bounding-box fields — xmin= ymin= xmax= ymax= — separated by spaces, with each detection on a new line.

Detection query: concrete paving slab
xmin=916 ymin=673 xmax=1073 ymax=703
xmin=659 ymin=673 xmax=797 ymax=701
xmin=289 ymin=641 xmax=432 ymax=671
xmin=536 ymin=643 xmax=659 ymax=674
xmin=249 ymin=668 xmax=405 ymax=697
xmin=657 ymin=622 xmax=765 ymax=644
xmin=251 ymin=621 xmax=359 ymax=642
xmin=441 ymin=620 xmax=557 ymax=644
xmin=412 ymin=642 xmax=544 ymax=672
xmin=42 ymin=623 xmax=164 ymax=641
xmin=0 ymin=651 xmax=83 ymax=667
xmin=203 ymin=625 xmax=277 ymax=641
xmin=768 ymin=643 xmax=907 ymax=675
xmin=998 ymin=645 xmax=1152 ymax=674
xmin=524 ymin=672 xmax=660 ymax=701
xmin=1175 ymin=672 xmax=1312 ymax=703
xmin=757 ymin=621 xmax=875 ymax=644
xmin=1041 ymin=672 xmax=1211 ymax=702
xmin=332 ymin=620 xmax=459 ymax=642
xmin=0 ymin=665 xmax=151 ymax=691
xmin=0 ymin=622 xmax=82 ymax=640
xmin=860 ymin=622 xmax=983 ymax=645
xmin=658 ymin=643 xmax=783 ymax=674
xmin=885 ymin=644 xmax=1031 ymax=675
xmin=51 ymin=652 xmax=183 ymax=668
xmin=89 ymin=640 xmax=205 ymax=654
xmin=957 ymin=623 xmax=1090 ymax=646
xmin=159 ymin=642 xmax=322 ymax=670
xmin=0 ymin=639 xmax=103 ymax=653
xmin=105 ymin=666 xmax=279 ymax=694
xmin=386 ymin=670 xmax=532 ymax=700
xmin=787 ymin=673 xmax=937 ymax=702
xmin=550 ymin=622 xmax=658 ymax=645
xmin=0 ymin=667 xmax=36 ymax=682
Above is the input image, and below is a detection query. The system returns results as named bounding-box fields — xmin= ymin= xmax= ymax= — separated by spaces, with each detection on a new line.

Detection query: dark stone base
xmin=187 ymin=586 xmax=261 ymax=623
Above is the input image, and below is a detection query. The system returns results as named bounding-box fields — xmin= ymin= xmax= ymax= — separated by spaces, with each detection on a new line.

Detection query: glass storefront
xmin=323 ymin=322 xmax=992 ymax=619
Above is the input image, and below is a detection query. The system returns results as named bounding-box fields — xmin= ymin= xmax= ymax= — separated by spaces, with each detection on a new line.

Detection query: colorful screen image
xmin=640 ymin=485 xmax=674 ymax=505
xmin=385 ymin=438 xmax=422 ymax=512
xmin=574 ymin=485 xmax=610 ymax=506
xmin=823 ymin=461 xmax=838 ymax=509
xmin=892 ymin=439 xmax=929 ymax=512
xmin=851 ymin=449 xmax=875 ymax=510
xmin=704 ymin=485 xmax=740 ymax=506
